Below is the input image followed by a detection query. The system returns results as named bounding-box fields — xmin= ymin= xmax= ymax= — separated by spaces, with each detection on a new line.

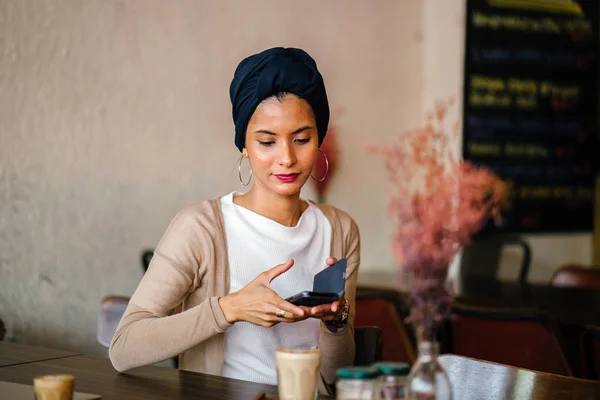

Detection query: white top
xmin=220 ymin=192 xmax=332 ymax=385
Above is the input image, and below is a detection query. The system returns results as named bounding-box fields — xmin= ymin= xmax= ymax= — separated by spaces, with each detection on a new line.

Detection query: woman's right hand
xmin=218 ymin=259 xmax=306 ymax=327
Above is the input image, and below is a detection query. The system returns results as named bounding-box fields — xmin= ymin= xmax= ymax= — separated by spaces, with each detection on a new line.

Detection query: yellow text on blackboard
xmin=469 ymin=75 xmax=579 ymax=109
xmin=472 ymin=12 xmax=592 ymax=35
xmin=518 ymin=185 xmax=593 ymax=200
xmin=468 ymin=141 xmax=550 ymax=159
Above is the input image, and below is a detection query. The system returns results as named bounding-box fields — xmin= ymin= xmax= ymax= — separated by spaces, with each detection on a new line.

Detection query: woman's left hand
xmin=300 ymin=257 xmax=346 ymax=322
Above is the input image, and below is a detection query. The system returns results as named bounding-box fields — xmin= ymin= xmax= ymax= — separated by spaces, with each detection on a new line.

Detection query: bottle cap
xmin=336 ymin=366 xmax=381 ymax=380
xmin=372 ymin=362 xmax=410 ymax=376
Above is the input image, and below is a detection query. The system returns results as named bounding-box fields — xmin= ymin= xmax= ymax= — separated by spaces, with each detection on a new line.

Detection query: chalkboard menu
xmin=463 ymin=0 xmax=599 ymax=233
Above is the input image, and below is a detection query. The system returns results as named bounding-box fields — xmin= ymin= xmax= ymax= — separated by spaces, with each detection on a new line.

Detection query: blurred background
xmin=0 ymin=0 xmax=595 ymax=358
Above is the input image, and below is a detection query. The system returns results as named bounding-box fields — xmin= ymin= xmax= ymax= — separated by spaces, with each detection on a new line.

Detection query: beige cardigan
xmin=109 ymin=198 xmax=360 ymax=391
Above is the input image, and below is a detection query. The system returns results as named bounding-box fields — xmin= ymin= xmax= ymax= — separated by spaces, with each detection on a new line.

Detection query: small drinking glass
xmin=33 ymin=374 xmax=74 ymax=400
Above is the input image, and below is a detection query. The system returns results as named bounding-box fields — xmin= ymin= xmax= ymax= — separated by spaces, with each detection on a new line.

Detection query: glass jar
xmin=336 ymin=366 xmax=381 ymax=400
xmin=406 ymin=341 xmax=452 ymax=400
xmin=372 ymin=362 xmax=410 ymax=400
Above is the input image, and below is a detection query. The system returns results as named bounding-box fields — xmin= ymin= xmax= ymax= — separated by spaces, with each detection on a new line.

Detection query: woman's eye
xmin=295 ymin=138 xmax=311 ymax=144
xmin=258 ymin=141 xmax=275 ymax=147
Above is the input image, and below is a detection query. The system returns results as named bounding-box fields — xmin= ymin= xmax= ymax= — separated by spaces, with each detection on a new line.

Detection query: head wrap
xmin=229 ymin=47 xmax=329 ymax=152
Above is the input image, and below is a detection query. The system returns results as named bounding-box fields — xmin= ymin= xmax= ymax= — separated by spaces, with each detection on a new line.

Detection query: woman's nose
xmin=279 ymin=144 xmax=297 ymax=167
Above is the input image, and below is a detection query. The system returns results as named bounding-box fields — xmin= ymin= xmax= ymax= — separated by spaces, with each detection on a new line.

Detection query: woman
xmin=109 ymin=47 xmax=360 ymax=393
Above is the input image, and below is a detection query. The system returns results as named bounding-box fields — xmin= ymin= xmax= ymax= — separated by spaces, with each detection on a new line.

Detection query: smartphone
xmin=286 ymin=258 xmax=347 ymax=307
xmin=286 ymin=291 xmax=340 ymax=307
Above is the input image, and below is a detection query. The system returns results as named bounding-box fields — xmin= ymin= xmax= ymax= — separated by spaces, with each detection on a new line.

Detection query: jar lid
xmin=372 ymin=362 xmax=410 ymax=376
xmin=336 ymin=366 xmax=381 ymax=380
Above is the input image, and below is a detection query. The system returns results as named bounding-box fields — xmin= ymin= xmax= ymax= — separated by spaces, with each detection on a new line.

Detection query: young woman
xmin=109 ymin=47 xmax=360 ymax=393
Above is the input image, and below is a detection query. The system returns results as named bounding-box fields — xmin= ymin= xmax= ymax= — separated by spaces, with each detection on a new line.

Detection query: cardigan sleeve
xmin=109 ymin=206 xmax=232 ymax=372
xmin=317 ymin=209 xmax=360 ymax=390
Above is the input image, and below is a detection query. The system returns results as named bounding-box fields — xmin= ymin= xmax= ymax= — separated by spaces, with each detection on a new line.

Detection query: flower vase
xmin=406 ymin=340 xmax=452 ymax=400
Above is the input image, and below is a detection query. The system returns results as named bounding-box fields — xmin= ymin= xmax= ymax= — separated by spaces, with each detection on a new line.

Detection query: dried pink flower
xmin=370 ymin=99 xmax=508 ymax=340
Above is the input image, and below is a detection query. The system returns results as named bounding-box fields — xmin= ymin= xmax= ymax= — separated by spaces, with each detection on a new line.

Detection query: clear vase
xmin=406 ymin=341 xmax=452 ymax=400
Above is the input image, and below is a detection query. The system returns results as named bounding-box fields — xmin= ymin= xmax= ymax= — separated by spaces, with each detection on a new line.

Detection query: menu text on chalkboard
xmin=463 ymin=0 xmax=599 ymax=232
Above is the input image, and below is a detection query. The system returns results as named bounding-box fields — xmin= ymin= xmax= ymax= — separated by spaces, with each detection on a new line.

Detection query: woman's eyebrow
xmin=254 ymin=126 xmax=313 ymax=135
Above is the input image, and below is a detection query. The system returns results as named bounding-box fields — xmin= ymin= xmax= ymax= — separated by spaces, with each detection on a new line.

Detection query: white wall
xmin=0 ymin=0 xmax=423 ymax=353
xmin=422 ymin=0 xmax=594 ymax=285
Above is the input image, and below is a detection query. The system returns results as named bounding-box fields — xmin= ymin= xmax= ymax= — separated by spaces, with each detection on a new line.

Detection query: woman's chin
xmin=273 ymin=186 xmax=303 ymax=197
xmin=252 ymin=175 xmax=309 ymax=197
xmin=270 ymin=180 xmax=305 ymax=197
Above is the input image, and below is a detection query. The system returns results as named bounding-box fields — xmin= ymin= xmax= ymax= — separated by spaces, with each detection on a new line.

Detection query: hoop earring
xmin=310 ymin=149 xmax=329 ymax=182
xmin=238 ymin=155 xmax=253 ymax=186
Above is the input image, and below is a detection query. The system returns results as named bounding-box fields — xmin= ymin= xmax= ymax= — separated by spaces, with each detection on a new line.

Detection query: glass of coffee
xmin=33 ymin=374 xmax=74 ymax=400
xmin=275 ymin=347 xmax=321 ymax=400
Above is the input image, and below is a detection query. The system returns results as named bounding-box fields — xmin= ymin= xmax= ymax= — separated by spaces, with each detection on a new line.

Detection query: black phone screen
xmin=286 ymin=291 xmax=340 ymax=307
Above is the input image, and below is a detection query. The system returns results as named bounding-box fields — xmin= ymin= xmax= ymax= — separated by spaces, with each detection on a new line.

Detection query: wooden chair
xmin=353 ymin=326 xmax=383 ymax=366
xmin=550 ymin=265 xmax=600 ymax=291
xmin=581 ymin=325 xmax=600 ymax=380
xmin=446 ymin=303 xmax=572 ymax=376
xmin=354 ymin=287 xmax=416 ymax=364
xmin=460 ymin=233 xmax=531 ymax=284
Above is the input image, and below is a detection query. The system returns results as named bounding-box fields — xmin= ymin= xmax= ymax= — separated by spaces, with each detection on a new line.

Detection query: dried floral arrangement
xmin=370 ymin=99 xmax=508 ymax=340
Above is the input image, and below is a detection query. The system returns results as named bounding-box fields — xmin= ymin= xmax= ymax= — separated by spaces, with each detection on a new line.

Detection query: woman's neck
xmin=233 ymin=188 xmax=307 ymax=227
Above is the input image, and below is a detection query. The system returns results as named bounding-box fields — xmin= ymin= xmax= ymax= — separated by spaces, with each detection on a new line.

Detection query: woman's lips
xmin=274 ymin=174 xmax=299 ymax=183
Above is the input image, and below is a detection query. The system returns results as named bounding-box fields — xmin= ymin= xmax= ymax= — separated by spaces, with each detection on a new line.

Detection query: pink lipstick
xmin=275 ymin=174 xmax=299 ymax=183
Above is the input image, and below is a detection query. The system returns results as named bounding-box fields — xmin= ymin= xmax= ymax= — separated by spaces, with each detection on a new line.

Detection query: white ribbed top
xmin=220 ymin=192 xmax=332 ymax=385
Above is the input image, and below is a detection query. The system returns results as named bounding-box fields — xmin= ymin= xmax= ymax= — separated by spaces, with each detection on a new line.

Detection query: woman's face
xmin=243 ymin=94 xmax=319 ymax=198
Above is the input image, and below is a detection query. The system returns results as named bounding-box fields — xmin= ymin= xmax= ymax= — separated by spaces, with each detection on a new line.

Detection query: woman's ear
xmin=242 ymin=148 xmax=248 ymax=158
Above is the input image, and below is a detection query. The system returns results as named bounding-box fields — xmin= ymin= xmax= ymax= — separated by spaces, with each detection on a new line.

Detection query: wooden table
xmin=0 ymin=344 xmax=328 ymax=400
xmin=457 ymin=278 xmax=600 ymax=326
xmin=1 ymin=344 xmax=598 ymax=399
xmin=439 ymin=354 xmax=600 ymax=400
xmin=359 ymin=273 xmax=600 ymax=326
xmin=0 ymin=342 xmax=82 ymax=367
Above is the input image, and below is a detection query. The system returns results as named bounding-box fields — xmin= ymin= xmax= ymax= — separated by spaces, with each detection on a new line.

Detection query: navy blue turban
xmin=229 ymin=47 xmax=330 ymax=152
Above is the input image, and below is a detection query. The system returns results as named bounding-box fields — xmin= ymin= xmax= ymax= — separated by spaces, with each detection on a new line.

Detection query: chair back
xmin=460 ymin=233 xmax=531 ymax=284
xmin=0 ymin=318 xmax=5 ymax=341
xmin=97 ymin=295 xmax=129 ymax=348
xmin=581 ymin=325 xmax=600 ymax=380
xmin=354 ymin=287 xmax=416 ymax=364
xmin=141 ymin=250 xmax=154 ymax=273
xmin=447 ymin=303 xmax=572 ymax=376
xmin=551 ymin=265 xmax=600 ymax=291
xmin=354 ymin=326 xmax=383 ymax=366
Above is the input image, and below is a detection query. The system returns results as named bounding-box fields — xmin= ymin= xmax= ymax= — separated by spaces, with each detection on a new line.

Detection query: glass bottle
xmin=372 ymin=362 xmax=409 ymax=399
xmin=406 ymin=341 xmax=452 ymax=400
xmin=336 ymin=366 xmax=381 ymax=400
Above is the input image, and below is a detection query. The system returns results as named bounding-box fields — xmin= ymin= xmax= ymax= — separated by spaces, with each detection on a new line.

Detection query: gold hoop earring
xmin=310 ymin=149 xmax=329 ymax=182
xmin=238 ymin=155 xmax=253 ymax=186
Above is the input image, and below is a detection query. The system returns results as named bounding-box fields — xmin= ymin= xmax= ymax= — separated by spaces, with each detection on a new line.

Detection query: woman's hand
xmin=301 ymin=257 xmax=346 ymax=321
xmin=218 ymin=259 xmax=306 ymax=327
